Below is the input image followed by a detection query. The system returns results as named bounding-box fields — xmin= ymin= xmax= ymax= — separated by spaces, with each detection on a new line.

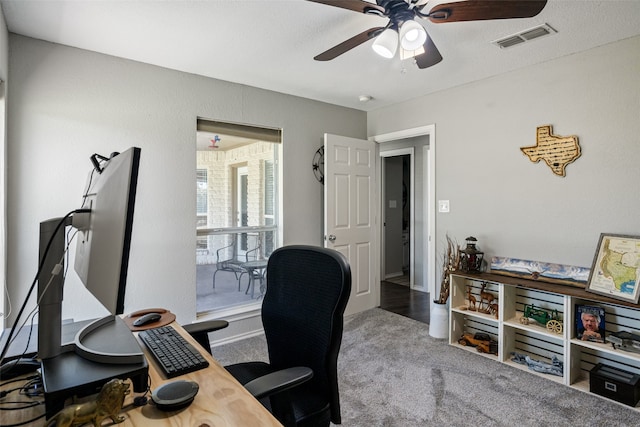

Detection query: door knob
xmin=328 ymin=234 xmax=336 ymax=242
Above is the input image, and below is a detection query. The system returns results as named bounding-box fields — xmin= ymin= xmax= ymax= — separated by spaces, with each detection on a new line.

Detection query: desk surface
xmin=1 ymin=322 xmax=282 ymax=426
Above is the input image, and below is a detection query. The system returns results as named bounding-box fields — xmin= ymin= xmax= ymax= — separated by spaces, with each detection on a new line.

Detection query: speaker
xmin=151 ymin=380 xmax=199 ymax=411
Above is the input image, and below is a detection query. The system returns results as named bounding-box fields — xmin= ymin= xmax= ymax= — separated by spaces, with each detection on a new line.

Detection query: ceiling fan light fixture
xmin=400 ymin=20 xmax=427 ymax=51
xmin=399 ymin=45 xmax=425 ymax=60
xmin=372 ymin=28 xmax=398 ymax=59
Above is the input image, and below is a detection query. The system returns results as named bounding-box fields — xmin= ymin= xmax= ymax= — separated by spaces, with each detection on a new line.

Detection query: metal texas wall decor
xmin=521 ymin=125 xmax=581 ymax=177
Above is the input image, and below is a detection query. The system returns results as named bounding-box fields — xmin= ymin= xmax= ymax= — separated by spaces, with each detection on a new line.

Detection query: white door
xmin=324 ymin=133 xmax=378 ymax=315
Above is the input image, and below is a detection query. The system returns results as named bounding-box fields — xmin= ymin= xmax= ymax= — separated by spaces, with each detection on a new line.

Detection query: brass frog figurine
xmin=44 ymin=378 xmax=131 ymax=427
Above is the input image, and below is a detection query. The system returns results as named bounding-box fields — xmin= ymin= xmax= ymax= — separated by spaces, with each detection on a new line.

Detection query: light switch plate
xmin=438 ymin=200 xmax=450 ymax=213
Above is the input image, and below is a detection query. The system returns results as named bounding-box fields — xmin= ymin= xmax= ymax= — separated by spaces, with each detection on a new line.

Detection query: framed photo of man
xmin=575 ymin=305 xmax=605 ymax=343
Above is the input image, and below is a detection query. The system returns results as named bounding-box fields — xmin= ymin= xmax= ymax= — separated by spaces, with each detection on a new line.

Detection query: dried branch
xmin=437 ymin=235 xmax=460 ymax=304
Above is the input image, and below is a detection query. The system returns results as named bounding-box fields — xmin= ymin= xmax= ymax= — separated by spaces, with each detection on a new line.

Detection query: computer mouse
xmin=133 ymin=312 xmax=162 ymax=327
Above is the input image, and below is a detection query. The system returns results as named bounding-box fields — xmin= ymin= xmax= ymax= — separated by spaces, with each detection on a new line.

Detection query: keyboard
xmin=138 ymin=326 xmax=209 ymax=378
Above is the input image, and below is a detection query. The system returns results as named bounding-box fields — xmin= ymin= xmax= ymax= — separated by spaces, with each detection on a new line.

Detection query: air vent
xmin=493 ymin=24 xmax=556 ymax=49
xmin=496 ymin=35 xmax=526 ymax=48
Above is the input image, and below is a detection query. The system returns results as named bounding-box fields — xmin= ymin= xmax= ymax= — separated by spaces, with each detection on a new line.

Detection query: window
xmin=236 ymin=166 xmax=249 ymax=251
xmin=196 ymin=169 xmax=208 ymax=250
xmin=196 ymin=119 xmax=282 ymax=315
xmin=263 ymin=160 xmax=275 ymax=255
xmin=196 ymin=169 xmax=208 ymax=221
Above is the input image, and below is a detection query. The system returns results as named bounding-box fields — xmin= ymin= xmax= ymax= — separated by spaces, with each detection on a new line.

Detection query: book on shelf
xmin=576 ymin=304 xmax=605 ymax=343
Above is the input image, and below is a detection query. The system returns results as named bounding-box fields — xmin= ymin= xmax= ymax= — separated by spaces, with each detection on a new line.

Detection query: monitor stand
xmin=0 ymin=319 xmax=92 ymax=362
xmin=73 ymin=315 xmax=145 ymax=364
xmin=40 ymin=316 xmax=148 ymax=419
xmin=36 ymin=217 xmax=148 ymax=419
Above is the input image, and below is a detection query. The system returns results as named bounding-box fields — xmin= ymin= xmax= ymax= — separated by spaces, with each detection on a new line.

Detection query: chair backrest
xmin=216 ymin=239 xmax=237 ymax=263
xmin=244 ymin=233 xmax=262 ymax=261
xmin=262 ymin=245 xmax=351 ymax=424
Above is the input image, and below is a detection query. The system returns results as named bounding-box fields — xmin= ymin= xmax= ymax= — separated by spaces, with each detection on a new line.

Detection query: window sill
xmin=197 ymin=301 xmax=262 ymax=322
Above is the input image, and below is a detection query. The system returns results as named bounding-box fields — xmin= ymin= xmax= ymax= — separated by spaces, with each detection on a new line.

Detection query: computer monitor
xmin=33 ymin=147 xmax=150 ymax=417
xmin=37 ymin=147 xmax=143 ymax=364
xmin=74 ymin=147 xmax=140 ymax=316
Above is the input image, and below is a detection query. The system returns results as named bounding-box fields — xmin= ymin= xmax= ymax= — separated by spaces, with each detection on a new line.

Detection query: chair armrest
xmin=243 ymin=366 xmax=313 ymax=400
xmin=182 ymin=320 xmax=229 ymax=335
xmin=182 ymin=320 xmax=229 ymax=355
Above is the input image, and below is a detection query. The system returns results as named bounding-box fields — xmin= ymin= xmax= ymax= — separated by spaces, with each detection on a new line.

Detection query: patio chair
xmin=212 ymin=240 xmax=247 ymax=291
xmin=212 ymin=234 xmax=262 ymax=291
xmin=238 ymin=236 xmax=266 ymax=295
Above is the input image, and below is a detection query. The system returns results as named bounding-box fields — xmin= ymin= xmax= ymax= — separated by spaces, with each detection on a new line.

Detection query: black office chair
xmin=182 ymin=320 xmax=229 ymax=355
xmin=225 ymin=245 xmax=351 ymax=427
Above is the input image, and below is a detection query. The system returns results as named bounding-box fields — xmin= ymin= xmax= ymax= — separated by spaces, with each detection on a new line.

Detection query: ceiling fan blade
xmin=306 ymin=0 xmax=385 ymax=15
xmin=314 ymin=27 xmax=384 ymax=61
xmin=426 ymin=0 xmax=547 ymax=23
xmin=414 ymin=32 xmax=443 ymax=69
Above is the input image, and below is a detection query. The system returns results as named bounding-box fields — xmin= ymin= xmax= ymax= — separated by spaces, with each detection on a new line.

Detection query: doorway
xmin=381 ymin=149 xmax=414 ymax=287
xmin=374 ymin=124 xmax=436 ymax=310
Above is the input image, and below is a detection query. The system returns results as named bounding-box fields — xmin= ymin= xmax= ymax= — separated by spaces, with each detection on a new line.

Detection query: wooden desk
xmin=1 ymin=323 xmax=282 ymax=426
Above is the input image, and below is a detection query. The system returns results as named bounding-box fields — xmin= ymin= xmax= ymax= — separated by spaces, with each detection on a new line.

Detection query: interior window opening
xmin=196 ymin=119 xmax=282 ymax=315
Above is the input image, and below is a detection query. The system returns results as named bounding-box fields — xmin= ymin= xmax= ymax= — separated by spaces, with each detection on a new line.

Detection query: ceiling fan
xmin=308 ymin=0 xmax=548 ymax=69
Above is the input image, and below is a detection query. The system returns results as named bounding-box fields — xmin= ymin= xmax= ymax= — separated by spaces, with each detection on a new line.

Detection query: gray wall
xmin=0 ymin=6 xmax=6 ymax=79
xmin=369 ymin=36 xmax=640 ymax=284
xmin=6 ymin=35 xmax=366 ymax=325
xmin=0 ymin=7 xmax=7 ymax=329
xmin=5 ymin=31 xmax=639 ymax=330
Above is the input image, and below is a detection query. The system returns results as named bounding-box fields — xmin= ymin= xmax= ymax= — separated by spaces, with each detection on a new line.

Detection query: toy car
xmin=519 ymin=304 xmax=563 ymax=334
xmin=458 ymin=332 xmax=498 ymax=355
xmin=606 ymin=331 xmax=640 ymax=353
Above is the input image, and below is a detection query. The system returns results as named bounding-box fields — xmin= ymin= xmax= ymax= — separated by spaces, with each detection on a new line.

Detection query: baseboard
xmin=385 ymin=271 xmax=404 ymax=279
xmin=211 ymin=329 xmax=264 ymax=347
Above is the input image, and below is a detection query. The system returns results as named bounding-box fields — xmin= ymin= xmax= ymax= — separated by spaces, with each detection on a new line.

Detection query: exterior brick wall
xmin=196 ymin=142 xmax=275 ymax=264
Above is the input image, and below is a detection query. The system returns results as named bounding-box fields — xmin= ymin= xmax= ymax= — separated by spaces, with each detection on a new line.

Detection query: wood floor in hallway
xmin=379 ymin=280 xmax=430 ymax=324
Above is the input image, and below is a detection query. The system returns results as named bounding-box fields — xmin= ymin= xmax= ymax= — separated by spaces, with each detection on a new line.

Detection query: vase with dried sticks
xmin=436 ymin=235 xmax=460 ymax=305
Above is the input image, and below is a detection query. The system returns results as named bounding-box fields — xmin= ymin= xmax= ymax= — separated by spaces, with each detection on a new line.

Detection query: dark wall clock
xmin=312 ymin=146 xmax=324 ymax=184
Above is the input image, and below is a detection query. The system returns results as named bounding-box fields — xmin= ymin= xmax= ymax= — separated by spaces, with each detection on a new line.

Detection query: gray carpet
xmin=212 ymin=308 xmax=640 ymax=426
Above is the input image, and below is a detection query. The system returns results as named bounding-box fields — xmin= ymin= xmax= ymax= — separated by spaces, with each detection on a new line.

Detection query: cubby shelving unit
xmin=449 ymin=271 xmax=640 ymax=410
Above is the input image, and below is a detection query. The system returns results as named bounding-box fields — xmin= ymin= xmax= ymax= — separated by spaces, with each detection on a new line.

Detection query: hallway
xmin=379 ymin=280 xmax=430 ymax=324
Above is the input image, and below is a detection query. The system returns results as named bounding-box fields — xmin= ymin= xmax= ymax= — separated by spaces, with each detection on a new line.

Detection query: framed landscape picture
xmin=586 ymin=233 xmax=640 ymax=303
xmin=575 ymin=304 xmax=605 ymax=343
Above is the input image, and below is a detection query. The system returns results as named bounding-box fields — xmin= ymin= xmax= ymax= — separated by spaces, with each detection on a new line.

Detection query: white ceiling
xmin=196 ymin=132 xmax=255 ymax=152
xmin=2 ymin=0 xmax=640 ymax=112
